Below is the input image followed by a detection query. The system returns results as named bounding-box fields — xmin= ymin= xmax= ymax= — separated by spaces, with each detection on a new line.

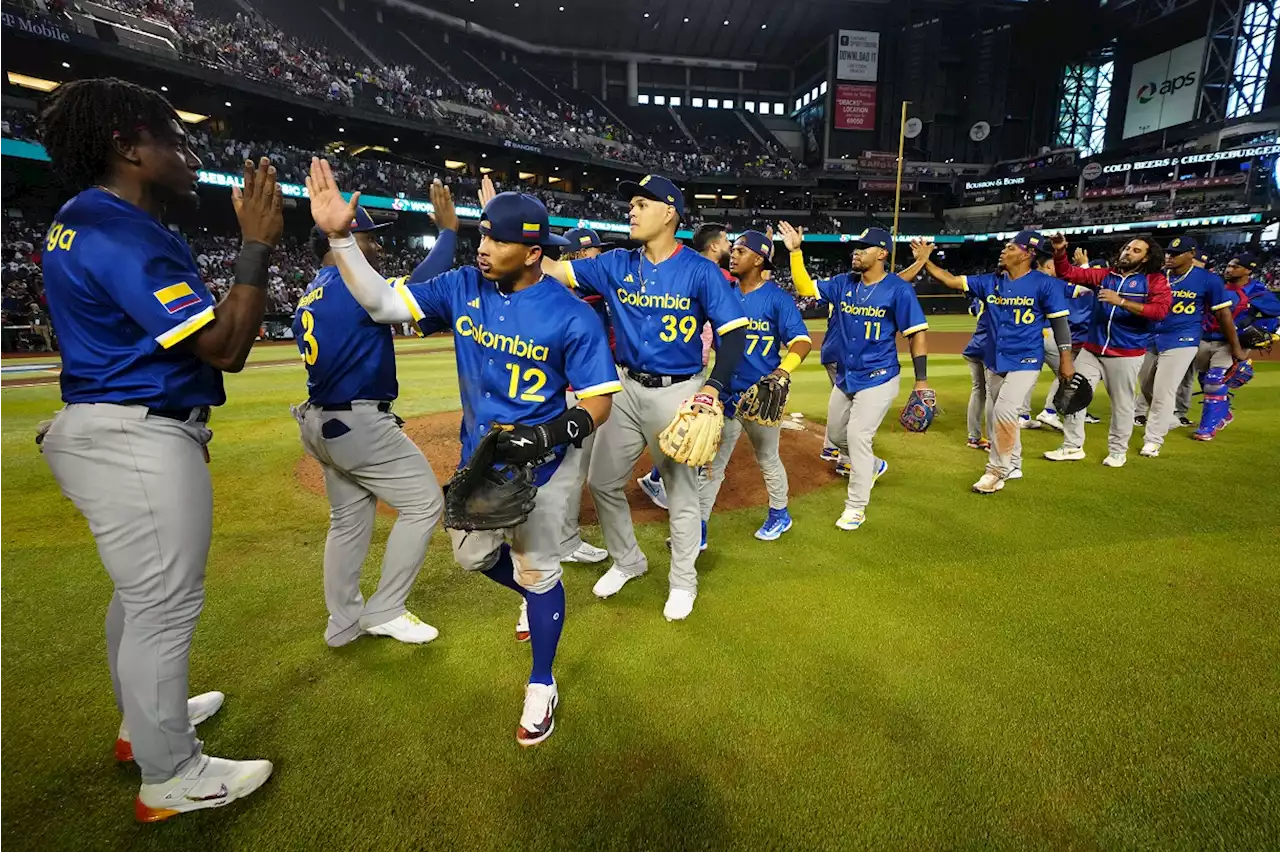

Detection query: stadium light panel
xmin=694 ymin=194 xmax=719 ymax=200
xmin=692 ymin=97 xmax=704 ymax=107
xmin=724 ymin=100 xmax=733 ymax=109
xmin=175 ymin=110 xmax=209 ymax=124
xmin=6 ymin=72 xmax=58 ymax=92
xmin=670 ymin=97 xmax=681 ymax=106
xmin=745 ymin=102 xmax=755 ymax=112
xmin=721 ymin=194 xmax=738 ymax=200
xmin=655 ymin=95 xmax=666 ymax=105
xmin=638 ymin=94 xmax=650 ymax=104
xmin=709 ymin=98 xmax=719 ymax=108
xmin=444 ymin=160 xmax=467 ymax=170
xmin=548 ymin=176 xmax=562 ymax=183
xmin=480 ymin=167 xmax=494 ymax=174
xmin=519 ymin=171 xmax=536 ymax=179
xmin=61 ymin=62 xmax=70 ymax=69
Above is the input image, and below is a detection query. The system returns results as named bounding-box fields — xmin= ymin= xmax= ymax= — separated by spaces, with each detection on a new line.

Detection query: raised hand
xmin=479 ymin=174 xmax=497 ymax=208
xmin=429 ymin=179 xmax=459 ymax=231
xmin=1049 ymin=232 xmax=1068 ymax=252
xmin=306 ymin=157 xmax=360 ymax=238
xmin=777 ymin=220 xmax=804 ymax=252
xmin=232 ymin=157 xmax=283 ymax=247
xmin=910 ymin=237 xmax=934 ymax=261
xmin=1072 ymin=247 xmax=1089 ymax=266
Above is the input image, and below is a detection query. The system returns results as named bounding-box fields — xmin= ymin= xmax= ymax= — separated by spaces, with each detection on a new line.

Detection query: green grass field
xmin=3 ymin=341 xmax=1278 ymax=851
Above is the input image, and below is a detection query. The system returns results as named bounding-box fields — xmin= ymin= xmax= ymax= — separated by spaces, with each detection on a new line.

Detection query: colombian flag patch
xmin=154 ymin=282 xmax=202 ymax=315
xmin=522 ymin=222 xmax=541 ymax=238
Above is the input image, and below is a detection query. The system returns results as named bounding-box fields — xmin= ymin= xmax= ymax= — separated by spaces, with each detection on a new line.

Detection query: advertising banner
xmin=1122 ymin=38 xmax=1205 ymax=139
xmin=836 ymin=31 xmax=880 ymax=82
xmin=833 ymin=84 xmax=877 ymax=131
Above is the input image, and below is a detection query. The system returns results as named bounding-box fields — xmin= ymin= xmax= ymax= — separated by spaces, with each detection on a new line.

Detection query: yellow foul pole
xmin=890 ymin=100 xmax=910 ymax=269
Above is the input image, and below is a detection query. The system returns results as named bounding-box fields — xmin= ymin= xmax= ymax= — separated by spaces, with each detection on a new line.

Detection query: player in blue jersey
xmin=308 ymin=158 xmax=620 ymax=746
xmin=540 ymin=175 xmax=748 ymax=622
xmin=291 ymin=182 xmax=459 ymax=648
xmin=914 ymin=232 xmax=1074 ymax=493
xmin=1233 ymin=253 xmax=1280 ymax=342
xmin=697 ymin=230 xmax=812 ymax=541
xmin=36 ymin=78 xmax=280 ymax=821
xmin=963 ymin=295 xmax=993 ymax=450
xmin=1133 ymin=237 xmax=1245 ymax=457
xmin=784 ymin=226 xmax=931 ymax=529
xmin=1035 ymin=252 xmax=1101 ymax=431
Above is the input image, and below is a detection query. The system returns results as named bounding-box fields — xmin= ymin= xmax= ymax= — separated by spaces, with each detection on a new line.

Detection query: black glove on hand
xmin=493 ymin=423 xmax=551 ymax=466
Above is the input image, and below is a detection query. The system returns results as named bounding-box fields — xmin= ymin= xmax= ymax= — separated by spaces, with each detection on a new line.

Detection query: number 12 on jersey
xmin=506 ymin=363 xmax=547 ymax=402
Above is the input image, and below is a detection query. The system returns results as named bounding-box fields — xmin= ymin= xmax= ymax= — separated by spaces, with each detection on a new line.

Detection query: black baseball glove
xmin=1053 ymin=373 xmax=1094 ymax=417
xmin=738 ymin=372 xmax=790 ymax=426
xmin=1239 ymin=324 xmax=1275 ymax=351
xmin=443 ymin=427 xmax=538 ymax=531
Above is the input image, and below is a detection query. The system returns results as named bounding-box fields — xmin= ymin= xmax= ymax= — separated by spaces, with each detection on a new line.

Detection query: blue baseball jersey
xmin=400 ymin=268 xmax=621 ymax=484
xmin=819 ymin=303 xmax=842 ymax=365
xmin=963 ymin=270 xmax=1069 ymax=373
xmin=1065 ymin=282 xmax=1096 ymax=344
xmin=1152 ymin=267 xmax=1231 ymax=352
xmin=1202 ymin=287 xmax=1249 ymax=342
xmin=962 ymin=296 xmax=991 ymax=361
xmin=566 ymin=246 xmax=748 ymax=375
xmin=40 ymin=188 xmax=223 ymax=407
xmin=1243 ymin=279 xmax=1280 ymax=334
xmin=726 ymin=282 xmax=811 ymax=396
xmin=817 ymin=272 xmax=928 ymax=394
xmin=292 ymin=267 xmax=408 ymax=405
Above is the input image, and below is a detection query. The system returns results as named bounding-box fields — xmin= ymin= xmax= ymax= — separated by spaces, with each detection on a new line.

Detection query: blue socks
xmin=526 ymin=581 xmax=565 ymax=686
xmin=481 ymin=545 xmax=563 ymax=687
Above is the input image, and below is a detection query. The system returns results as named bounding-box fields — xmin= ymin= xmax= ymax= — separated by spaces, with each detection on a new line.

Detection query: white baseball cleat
xmin=1102 ymin=453 xmax=1127 ymax=468
xmin=515 ymin=599 xmax=530 ymax=643
xmin=1043 ymin=446 xmax=1086 ymax=462
xmin=835 ymin=509 xmax=866 ymax=531
xmin=516 ymin=682 xmax=558 ymax=747
xmin=1140 ymin=443 xmax=1160 ymax=458
xmin=1084 ymin=413 xmax=1101 ymax=424
xmin=636 ymin=474 xmax=668 ymax=510
xmin=663 ymin=589 xmax=697 ymax=621
xmin=135 ymin=755 xmax=273 ymax=823
xmin=1005 ymin=468 xmax=1023 ymax=481
xmin=116 ymin=692 xmax=225 ymax=763
xmin=365 ymin=612 xmax=438 ymax=644
xmin=873 ymin=457 xmax=888 ymax=485
xmin=565 ymin=541 xmax=608 ymax=563
xmin=592 ymin=565 xmax=638 ymax=599
xmin=1018 ymin=415 xmax=1041 ymax=430
xmin=1036 ymin=410 xmax=1064 ymax=431
xmin=971 ymin=473 xmax=1005 ymax=494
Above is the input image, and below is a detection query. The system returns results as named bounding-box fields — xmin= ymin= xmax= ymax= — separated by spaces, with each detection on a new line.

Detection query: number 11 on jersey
xmin=863 ymin=320 xmax=882 ymax=339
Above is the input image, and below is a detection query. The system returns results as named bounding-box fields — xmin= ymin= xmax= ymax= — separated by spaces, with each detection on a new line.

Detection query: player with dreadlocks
xmin=37 ymin=78 xmax=280 ymax=821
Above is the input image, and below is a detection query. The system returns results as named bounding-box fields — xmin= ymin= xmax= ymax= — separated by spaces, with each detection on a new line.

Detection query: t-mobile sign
xmin=834 ymin=85 xmax=877 ymax=131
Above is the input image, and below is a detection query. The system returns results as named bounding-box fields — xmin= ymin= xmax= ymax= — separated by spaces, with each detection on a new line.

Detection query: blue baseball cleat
xmin=637 ymin=470 xmax=668 ymax=510
xmin=820 ymin=446 xmax=839 ymax=462
xmin=754 ymin=508 xmax=793 ymax=541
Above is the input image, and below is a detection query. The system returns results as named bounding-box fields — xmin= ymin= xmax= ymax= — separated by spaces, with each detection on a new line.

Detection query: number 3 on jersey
xmin=660 ymin=314 xmax=698 ymax=343
xmin=506 ymin=363 xmax=547 ymax=402
xmin=300 ymin=309 xmax=319 ymax=365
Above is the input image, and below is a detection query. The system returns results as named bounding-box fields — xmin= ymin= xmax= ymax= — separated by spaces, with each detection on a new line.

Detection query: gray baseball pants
xmin=965 ymin=356 xmax=987 ymax=441
xmin=295 ymin=401 xmax=442 ymax=648
xmin=822 ymin=361 xmax=845 ymax=461
xmin=42 ymin=403 xmax=214 ymax=784
xmin=1194 ymin=340 xmax=1233 ymax=375
xmin=1136 ymin=347 xmax=1193 ymax=420
xmin=987 ymin=369 xmax=1039 ymax=477
xmin=1062 ymin=350 xmax=1143 ymax=455
xmin=699 ymin=416 xmax=787 ymax=521
xmin=826 ymin=375 xmax=899 ymax=514
xmin=558 ymin=390 xmax=599 ymax=558
xmin=588 ymin=372 xmax=704 ymax=592
xmin=1138 ymin=346 xmax=1198 ymax=447
xmin=1021 ymin=335 xmax=1060 ymax=417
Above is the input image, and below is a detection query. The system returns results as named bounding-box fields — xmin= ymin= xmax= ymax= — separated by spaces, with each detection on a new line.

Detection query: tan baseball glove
xmin=658 ymin=392 xmax=724 ymax=467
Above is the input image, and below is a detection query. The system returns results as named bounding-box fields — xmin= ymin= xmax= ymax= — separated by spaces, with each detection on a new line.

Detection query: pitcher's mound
xmin=295 ymin=412 xmax=841 ymax=523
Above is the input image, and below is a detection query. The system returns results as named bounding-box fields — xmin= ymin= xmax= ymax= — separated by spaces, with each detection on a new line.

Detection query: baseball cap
xmin=1088 ymin=258 xmax=1110 ymax=268
xmin=849 ymin=227 xmax=892 ymax=251
xmin=734 ymin=230 xmax=774 ymax=269
xmin=563 ymin=227 xmax=610 ymax=249
xmin=1011 ymin=229 xmax=1052 ymax=256
xmin=310 ymin=205 xmax=392 ymax=259
xmin=617 ymin=174 xmax=685 ymax=219
xmin=1196 ymin=249 xmax=1210 ymax=265
xmin=1228 ymin=252 xmax=1259 ymax=271
xmin=1166 ymin=236 xmax=1198 ymax=255
xmin=478 ymin=192 xmax=570 ymax=247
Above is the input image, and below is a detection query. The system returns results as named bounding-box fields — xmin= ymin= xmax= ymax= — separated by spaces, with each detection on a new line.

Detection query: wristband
xmin=703 ymin=378 xmax=725 ymax=395
xmin=534 ymin=405 xmax=596 ymax=450
xmin=327 ymin=234 xmax=356 ymax=250
xmin=912 ymin=354 xmax=928 ymax=382
xmin=779 ymin=351 xmax=803 ymax=373
xmin=234 ymin=241 xmax=273 ymax=290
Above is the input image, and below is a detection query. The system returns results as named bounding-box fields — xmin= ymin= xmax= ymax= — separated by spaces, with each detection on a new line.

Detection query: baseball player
xmin=963 ymin=294 xmax=992 ymax=450
xmin=697 ymin=230 xmax=812 ymax=540
xmin=553 ymin=227 xmax=612 ymax=568
xmin=637 ymin=222 xmax=730 ymax=512
xmin=1236 ymin=253 xmax=1280 ymax=343
xmin=783 ymin=226 xmax=930 ymax=529
xmin=1034 ymin=253 xmax=1101 ymax=431
xmin=36 ymin=79 xmax=278 ymax=820
xmin=308 ymin=158 xmax=621 ymax=746
xmin=914 ymin=233 xmax=1074 ymax=492
xmin=541 ymin=175 xmax=749 ymax=621
xmin=291 ymin=184 xmax=460 ymax=648
xmin=1044 ymin=233 xmax=1171 ymax=467
xmin=1132 ymin=237 xmax=1246 ymax=457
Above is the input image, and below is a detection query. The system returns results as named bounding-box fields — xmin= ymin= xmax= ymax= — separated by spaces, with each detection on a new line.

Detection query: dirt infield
xmin=295 ymin=411 xmax=841 ymax=522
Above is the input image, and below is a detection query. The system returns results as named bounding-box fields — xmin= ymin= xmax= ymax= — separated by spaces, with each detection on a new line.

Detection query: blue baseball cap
xmin=734 ymin=230 xmax=774 ymax=269
xmin=478 ymin=192 xmax=569 ymax=247
xmin=563 ymin=227 xmax=610 ymax=249
xmin=849 ymin=227 xmax=892 ymax=251
xmin=1229 ymin=252 xmax=1259 ymax=271
xmin=1088 ymin=258 xmax=1110 ymax=268
xmin=310 ymin=205 xmax=391 ymax=258
xmin=1196 ymin=249 xmax=1210 ymax=264
xmin=1166 ymin=235 xmax=1198 ymax=255
xmin=617 ymin=174 xmax=685 ymax=219
xmin=1011 ymin=229 xmax=1052 ymax=256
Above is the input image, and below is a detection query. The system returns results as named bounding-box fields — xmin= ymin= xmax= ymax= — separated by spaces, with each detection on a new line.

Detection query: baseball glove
xmin=658 ymin=392 xmax=724 ymax=467
xmin=738 ymin=372 xmax=790 ymax=427
xmin=443 ymin=427 xmax=538 ymax=531
xmin=1224 ymin=359 xmax=1254 ymax=390
xmin=898 ymin=388 xmax=937 ymax=433
xmin=1054 ymin=373 xmax=1093 ymax=417
xmin=1239 ymin=325 xmax=1275 ymax=351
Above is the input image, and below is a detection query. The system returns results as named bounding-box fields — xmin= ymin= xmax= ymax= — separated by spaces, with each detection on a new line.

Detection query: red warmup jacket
xmin=1054 ymin=251 xmax=1171 ymax=357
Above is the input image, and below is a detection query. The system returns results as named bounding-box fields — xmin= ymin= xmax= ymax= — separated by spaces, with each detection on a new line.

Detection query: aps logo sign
xmin=1136 ymin=71 xmax=1196 ymax=103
